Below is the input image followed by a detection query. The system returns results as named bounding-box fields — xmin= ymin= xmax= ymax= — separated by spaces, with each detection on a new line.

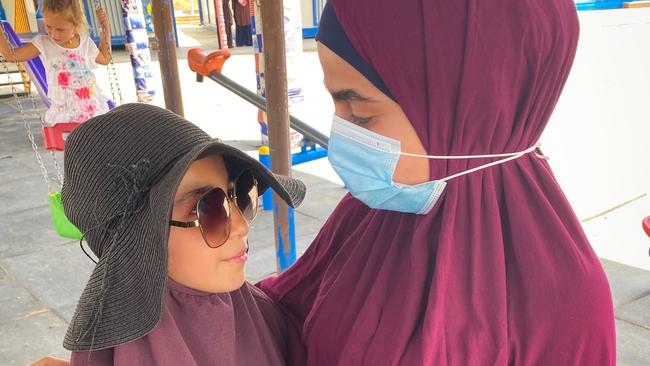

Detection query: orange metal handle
xmin=187 ymin=48 xmax=231 ymax=77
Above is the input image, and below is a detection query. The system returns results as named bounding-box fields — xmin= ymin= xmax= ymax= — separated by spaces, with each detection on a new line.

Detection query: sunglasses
xmin=170 ymin=169 xmax=259 ymax=248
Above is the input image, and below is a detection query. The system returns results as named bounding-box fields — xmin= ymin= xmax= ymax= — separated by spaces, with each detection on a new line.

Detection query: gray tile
xmin=248 ymin=210 xmax=276 ymax=251
xmin=616 ymin=320 xmax=650 ymax=366
xmin=0 ymin=156 xmax=38 ymax=184
xmin=296 ymin=233 xmax=319 ymax=256
xmin=0 ymin=173 xmax=51 ymax=215
xmin=0 ymin=242 xmax=93 ymax=320
xmin=617 ymin=294 xmax=650 ymax=329
xmin=0 ymin=206 xmax=75 ymax=258
xmin=5 ymin=149 xmax=65 ymax=183
xmin=296 ymin=183 xmax=346 ymax=221
xmin=602 ymin=259 xmax=650 ymax=308
xmin=295 ymin=212 xmax=327 ymax=238
xmin=0 ymin=311 xmax=69 ymax=366
xmin=0 ymin=275 xmax=42 ymax=324
xmin=246 ymin=245 xmax=277 ymax=284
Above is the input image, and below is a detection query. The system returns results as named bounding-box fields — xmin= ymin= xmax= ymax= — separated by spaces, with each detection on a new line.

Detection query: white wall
xmin=543 ymin=9 xmax=650 ymax=270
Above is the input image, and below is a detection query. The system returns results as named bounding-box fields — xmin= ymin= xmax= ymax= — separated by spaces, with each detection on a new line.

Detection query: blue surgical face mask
xmin=328 ymin=115 xmax=446 ymax=215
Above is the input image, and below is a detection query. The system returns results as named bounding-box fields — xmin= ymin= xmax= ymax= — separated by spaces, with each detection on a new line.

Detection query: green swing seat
xmin=48 ymin=191 xmax=82 ymax=240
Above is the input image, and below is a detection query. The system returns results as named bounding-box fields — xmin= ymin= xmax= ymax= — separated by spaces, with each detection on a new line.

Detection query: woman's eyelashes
xmin=350 ymin=114 xmax=373 ymax=126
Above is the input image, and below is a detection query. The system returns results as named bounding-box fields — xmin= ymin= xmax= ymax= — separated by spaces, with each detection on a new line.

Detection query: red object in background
xmin=187 ymin=48 xmax=231 ymax=79
xmin=643 ymin=216 xmax=650 ymax=238
xmin=42 ymin=123 xmax=81 ymax=151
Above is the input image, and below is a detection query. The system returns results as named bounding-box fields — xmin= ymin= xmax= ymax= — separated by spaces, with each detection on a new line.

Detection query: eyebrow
xmin=330 ymin=88 xmax=373 ymax=102
xmin=174 ymin=185 xmax=214 ymax=205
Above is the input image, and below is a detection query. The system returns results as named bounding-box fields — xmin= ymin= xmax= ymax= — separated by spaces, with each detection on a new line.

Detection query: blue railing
xmin=575 ymin=0 xmax=643 ymax=10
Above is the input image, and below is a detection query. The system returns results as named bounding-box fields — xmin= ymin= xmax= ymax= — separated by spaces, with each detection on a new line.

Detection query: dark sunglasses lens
xmin=235 ymin=170 xmax=258 ymax=222
xmin=197 ymin=188 xmax=230 ymax=248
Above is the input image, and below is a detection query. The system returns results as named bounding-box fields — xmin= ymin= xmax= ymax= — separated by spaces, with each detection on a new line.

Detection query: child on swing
xmin=0 ymin=0 xmax=111 ymax=123
xmin=31 ymin=103 xmax=304 ymax=365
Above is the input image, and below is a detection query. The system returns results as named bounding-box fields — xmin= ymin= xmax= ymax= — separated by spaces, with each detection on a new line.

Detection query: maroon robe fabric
xmin=259 ymin=0 xmax=616 ymax=365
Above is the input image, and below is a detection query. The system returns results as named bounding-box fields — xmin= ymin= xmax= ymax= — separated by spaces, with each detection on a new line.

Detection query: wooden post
xmin=259 ymin=0 xmax=295 ymax=272
xmin=152 ymin=0 xmax=184 ymax=116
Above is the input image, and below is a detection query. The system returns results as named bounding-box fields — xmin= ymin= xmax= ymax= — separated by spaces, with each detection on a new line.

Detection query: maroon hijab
xmin=260 ymin=0 xmax=615 ymax=365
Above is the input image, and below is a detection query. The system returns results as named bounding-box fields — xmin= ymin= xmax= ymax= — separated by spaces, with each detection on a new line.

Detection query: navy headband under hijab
xmin=316 ymin=2 xmax=394 ymax=100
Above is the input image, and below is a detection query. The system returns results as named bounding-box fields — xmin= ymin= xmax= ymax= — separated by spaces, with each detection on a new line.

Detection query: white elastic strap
xmin=436 ymin=143 xmax=541 ymax=182
xmin=400 ymin=142 xmax=541 ymax=160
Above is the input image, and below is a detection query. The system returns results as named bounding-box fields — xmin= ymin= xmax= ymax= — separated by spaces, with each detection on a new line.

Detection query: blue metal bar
xmin=258 ymin=146 xmax=274 ymax=211
xmin=302 ymin=27 xmax=318 ymax=39
xmin=575 ymin=0 xmax=639 ymax=10
xmin=292 ymin=146 xmax=328 ymax=165
xmin=275 ymin=204 xmax=297 ymax=271
xmin=170 ymin=0 xmax=179 ymax=48
xmin=206 ymin=0 xmax=211 ymax=25
xmin=259 ymin=145 xmax=328 ymax=212
xmin=197 ymin=0 xmax=204 ymax=25
xmin=1 ymin=21 xmax=49 ymax=106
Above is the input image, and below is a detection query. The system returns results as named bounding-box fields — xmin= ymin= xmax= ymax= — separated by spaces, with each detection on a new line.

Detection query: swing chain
xmin=95 ymin=1 xmax=123 ymax=105
xmin=0 ymin=29 xmax=54 ymax=191
xmin=108 ymin=56 xmax=123 ymax=104
xmin=21 ymin=58 xmax=65 ymax=185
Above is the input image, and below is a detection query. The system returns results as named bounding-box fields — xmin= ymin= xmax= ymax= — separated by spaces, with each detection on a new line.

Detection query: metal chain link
xmin=25 ymin=86 xmax=65 ymax=185
xmin=95 ymin=1 xmax=123 ymax=105
xmin=0 ymin=29 xmax=53 ymax=191
xmin=107 ymin=56 xmax=123 ymax=104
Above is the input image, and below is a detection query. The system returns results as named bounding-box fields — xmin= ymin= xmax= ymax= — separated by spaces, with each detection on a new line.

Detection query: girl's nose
xmin=229 ymin=201 xmax=250 ymax=238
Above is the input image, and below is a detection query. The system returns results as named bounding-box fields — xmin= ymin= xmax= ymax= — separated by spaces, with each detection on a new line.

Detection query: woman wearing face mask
xmin=259 ymin=1 xmax=616 ymax=365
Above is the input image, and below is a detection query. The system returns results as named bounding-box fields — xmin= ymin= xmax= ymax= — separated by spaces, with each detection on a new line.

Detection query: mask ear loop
xmin=400 ymin=142 xmax=544 ymax=182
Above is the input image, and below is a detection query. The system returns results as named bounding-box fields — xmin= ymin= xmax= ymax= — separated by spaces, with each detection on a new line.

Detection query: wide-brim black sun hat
xmin=61 ymin=103 xmax=306 ymax=351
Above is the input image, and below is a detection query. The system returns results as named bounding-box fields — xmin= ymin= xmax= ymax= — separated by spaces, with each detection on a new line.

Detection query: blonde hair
xmin=42 ymin=0 xmax=88 ymax=33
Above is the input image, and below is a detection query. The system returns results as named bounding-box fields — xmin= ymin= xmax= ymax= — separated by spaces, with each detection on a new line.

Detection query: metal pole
xmin=152 ymin=0 xmax=184 ymax=116
xmin=259 ymin=0 xmax=295 ymax=272
xmin=205 ymin=71 xmax=329 ymax=147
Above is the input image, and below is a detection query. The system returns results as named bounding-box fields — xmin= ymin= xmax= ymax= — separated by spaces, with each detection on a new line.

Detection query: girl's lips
xmin=224 ymin=250 xmax=248 ymax=263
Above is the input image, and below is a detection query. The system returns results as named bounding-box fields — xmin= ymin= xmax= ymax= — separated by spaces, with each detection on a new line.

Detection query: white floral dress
xmin=31 ymin=34 xmax=110 ymax=124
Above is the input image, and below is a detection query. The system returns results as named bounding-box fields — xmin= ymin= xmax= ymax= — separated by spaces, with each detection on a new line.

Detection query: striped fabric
xmin=14 ymin=0 xmax=31 ymax=33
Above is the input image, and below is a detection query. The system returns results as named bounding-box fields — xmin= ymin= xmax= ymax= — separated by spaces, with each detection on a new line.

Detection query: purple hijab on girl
xmin=259 ymin=0 xmax=616 ymax=365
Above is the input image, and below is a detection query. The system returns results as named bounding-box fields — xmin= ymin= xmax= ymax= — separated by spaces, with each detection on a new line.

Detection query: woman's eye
xmin=350 ymin=114 xmax=372 ymax=125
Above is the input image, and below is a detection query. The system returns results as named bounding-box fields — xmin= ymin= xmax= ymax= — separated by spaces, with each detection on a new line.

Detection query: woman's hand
xmin=28 ymin=356 xmax=70 ymax=366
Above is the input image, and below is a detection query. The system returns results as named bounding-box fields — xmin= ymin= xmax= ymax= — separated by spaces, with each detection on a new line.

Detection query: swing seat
xmin=42 ymin=122 xmax=81 ymax=151
xmin=48 ymin=191 xmax=82 ymax=240
xmin=643 ymin=216 xmax=650 ymax=238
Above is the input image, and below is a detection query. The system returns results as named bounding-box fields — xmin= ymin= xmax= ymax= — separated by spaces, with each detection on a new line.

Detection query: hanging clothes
xmin=258 ymin=1 xmax=616 ymax=365
xmin=221 ymin=0 xmax=234 ymax=48
xmin=232 ymin=0 xmax=252 ymax=47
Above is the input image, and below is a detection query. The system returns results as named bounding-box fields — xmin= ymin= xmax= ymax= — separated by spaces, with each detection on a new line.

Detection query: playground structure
xmin=0 ymin=0 xmax=315 ymax=272
xmin=0 ymin=0 xmax=127 ymax=240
